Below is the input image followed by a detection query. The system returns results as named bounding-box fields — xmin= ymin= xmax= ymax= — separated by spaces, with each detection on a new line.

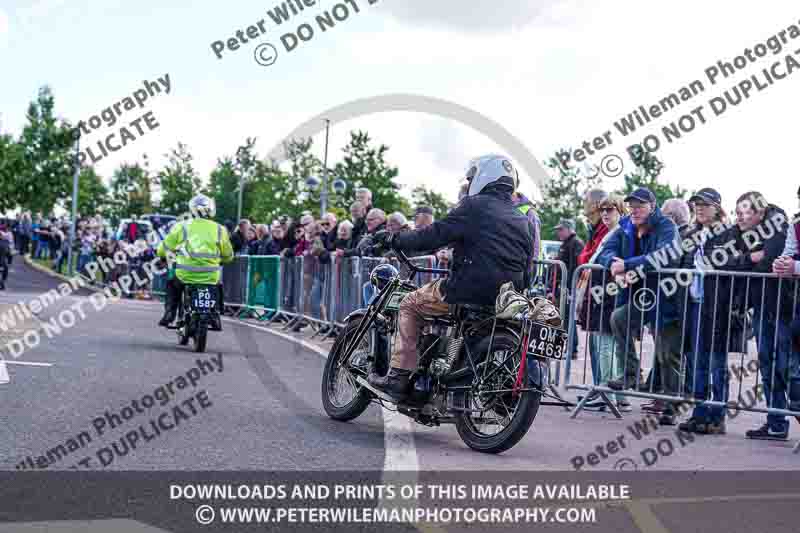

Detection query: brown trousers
xmin=390 ymin=280 xmax=450 ymax=370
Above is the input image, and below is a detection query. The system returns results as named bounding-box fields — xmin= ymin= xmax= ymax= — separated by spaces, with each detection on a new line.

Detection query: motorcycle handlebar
xmin=395 ymin=249 xmax=450 ymax=276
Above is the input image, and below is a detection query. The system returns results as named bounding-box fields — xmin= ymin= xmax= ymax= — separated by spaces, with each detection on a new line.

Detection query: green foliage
xmin=108 ymin=159 xmax=153 ymax=222
xmin=204 ymin=157 xmax=240 ymax=224
xmin=156 ymin=142 xmax=202 ymax=216
xmin=539 ymin=148 xmax=603 ymax=241
xmin=0 ymin=133 xmax=25 ymax=213
xmin=334 ymin=131 xmax=408 ymax=214
xmin=15 ymin=86 xmax=77 ymax=214
xmin=411 ymin=185 xmax=452 ymax=220
xmin=76 ymin=167 xmax=109 ymax=217
xmin=615 ymin=145 xmax=688 ymax=204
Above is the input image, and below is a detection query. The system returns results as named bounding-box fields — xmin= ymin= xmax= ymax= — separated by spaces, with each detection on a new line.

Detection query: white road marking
xmin=3 ymin=360 xmax=53 ymax=367
xmin=222 ymin=318 xmax=420 ymax=472
xmin=0 ymin=360 xmax=8 ymax=384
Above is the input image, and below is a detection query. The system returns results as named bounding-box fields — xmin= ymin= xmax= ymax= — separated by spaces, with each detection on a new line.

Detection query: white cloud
xmin=379 ymin=0 xmax=564 ymax=32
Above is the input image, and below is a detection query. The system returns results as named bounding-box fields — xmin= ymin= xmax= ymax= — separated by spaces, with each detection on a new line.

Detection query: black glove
xmin=370 ymin=230 xmax=395 ymax=252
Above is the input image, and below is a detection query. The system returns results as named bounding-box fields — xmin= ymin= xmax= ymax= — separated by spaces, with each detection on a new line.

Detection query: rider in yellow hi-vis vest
xmin=156 ymin=194 xmax=234 ymax=327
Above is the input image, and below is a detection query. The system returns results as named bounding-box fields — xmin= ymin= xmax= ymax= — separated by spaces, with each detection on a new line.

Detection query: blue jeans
xmin=752 ymin=307 xmax=799 ymax=432
xmin=77 ymin=253 xmax=92 ymax=276
xmin=588 ymin=333 xmax=602 ymax=386
xmin=685 ymin=302 xmax=729 ymax=423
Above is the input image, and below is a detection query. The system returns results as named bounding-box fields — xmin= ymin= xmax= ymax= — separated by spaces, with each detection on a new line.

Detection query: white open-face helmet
xmin=465 ymin=154 xmax=517 ymax=197
xmin=189 ymin=194 xmax=216 ymax=219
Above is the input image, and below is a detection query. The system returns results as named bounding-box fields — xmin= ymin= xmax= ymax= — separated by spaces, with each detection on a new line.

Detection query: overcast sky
xmin=1 ymin=0 xmax=798 ymax=214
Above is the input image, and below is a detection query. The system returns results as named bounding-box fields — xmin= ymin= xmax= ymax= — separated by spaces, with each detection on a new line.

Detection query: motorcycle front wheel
xmin=321 ymin=319 xmax=372 ymax=421
xmin=454 ymin=332 xmax=541 ymax=454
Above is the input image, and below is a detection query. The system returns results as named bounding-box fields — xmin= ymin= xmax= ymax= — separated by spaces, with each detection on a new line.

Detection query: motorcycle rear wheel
xmin=321 ymin=320 xmax=372 ymax=421
xmin=455 ymin=332 xmax=541 ymax=454
xmin=193 ymin=321 xmax=208 ymax=353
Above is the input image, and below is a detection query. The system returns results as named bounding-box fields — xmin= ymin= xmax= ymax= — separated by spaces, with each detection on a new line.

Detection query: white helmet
xmin=189 ymin=194 xmax=216 ymax=219
xmin=465 ymin=154 xmax=517 ymax=197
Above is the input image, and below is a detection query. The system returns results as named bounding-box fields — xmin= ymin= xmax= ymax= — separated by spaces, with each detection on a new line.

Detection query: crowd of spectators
xmin=3 ymin=211 xmax=164 ymax=297
xmin=563 ymin=185 xmax=800 ymax=442
xmin=222 ymin=187 xmax=450 ymax=331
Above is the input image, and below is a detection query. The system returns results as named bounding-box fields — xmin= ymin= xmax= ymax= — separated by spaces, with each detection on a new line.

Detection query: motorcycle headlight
xmin=370 ymin=264 xmax=399 ymax=290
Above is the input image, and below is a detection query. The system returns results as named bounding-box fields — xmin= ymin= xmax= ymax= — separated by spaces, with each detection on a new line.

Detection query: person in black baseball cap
xmin=624 ymin=187 xmax=657 ymax=206
xmin=677 ymin=187 xmax=735 ymax=434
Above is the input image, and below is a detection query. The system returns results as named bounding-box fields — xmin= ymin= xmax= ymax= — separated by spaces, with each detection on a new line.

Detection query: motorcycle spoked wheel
xmin=454 ymin=332 xmax=541 ymax=454
xmin=321 ymin=319 xmax=373 ymax=421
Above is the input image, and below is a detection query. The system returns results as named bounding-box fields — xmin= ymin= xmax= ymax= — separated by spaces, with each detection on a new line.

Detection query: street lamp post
xmin=320 ymin=119 xmax=330 ymax=215
xmin=66 ymin=133 xmax=80 ymax=277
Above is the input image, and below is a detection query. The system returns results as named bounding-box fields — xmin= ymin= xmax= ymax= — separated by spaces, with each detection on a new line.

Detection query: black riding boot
xmin=158 ymin=279 xmax=180 ymax=326
xmin=368 ymin=368 xmax=411 ymax=399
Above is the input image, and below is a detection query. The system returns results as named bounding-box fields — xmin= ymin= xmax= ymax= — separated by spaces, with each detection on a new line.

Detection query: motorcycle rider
xmin=157 ymin=194 xmax=234 ymax=328
xmin=368 ymin=154 xmax=535 ymax=398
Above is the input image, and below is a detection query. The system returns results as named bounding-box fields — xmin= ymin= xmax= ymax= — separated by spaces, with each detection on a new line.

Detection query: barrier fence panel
xmin=151 ymin=270 xmax=168 ymax=301
xmin=332 ymin=257 xmax=362 ymax=327
xmin=526 ymin=259 xmax=569 ymax=399
xmin=246 ymin=255 xmax=281 ymax=317
xmin=296 ymin=255 xmax=333 ymax=328
xmin=279 ymin=256 xmax=303 ymax=326
xmin=221 ymin=255 xmax=249 ymax=307
xmin=565 ymin=263 xmax=800 ymax=425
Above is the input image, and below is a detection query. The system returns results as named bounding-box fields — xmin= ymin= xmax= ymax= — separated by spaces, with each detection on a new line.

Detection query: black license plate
xmin=527 ymin=322 xmax=567 ymax=360
xmin=191 ymin=287 xmax=216 ymax=312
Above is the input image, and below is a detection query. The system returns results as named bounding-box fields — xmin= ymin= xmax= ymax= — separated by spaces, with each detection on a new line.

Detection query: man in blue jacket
xmin=595 ymin=188 xmax=679 ymax=397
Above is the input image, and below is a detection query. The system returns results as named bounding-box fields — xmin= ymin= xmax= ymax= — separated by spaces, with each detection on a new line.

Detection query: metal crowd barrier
xmin=565 ymin=263 xmax=800 ymax=426
xmin=221 ymin=255 xmax=249 ymax=308
xmin=330 ymin=256 xmax=361 ymax=327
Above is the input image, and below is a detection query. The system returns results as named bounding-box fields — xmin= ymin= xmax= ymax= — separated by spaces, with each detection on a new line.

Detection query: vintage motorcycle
xmin=321 ymin=250 xmax=566 ymax=454
xmin=167 ymin=283 xmax=222 ymax=353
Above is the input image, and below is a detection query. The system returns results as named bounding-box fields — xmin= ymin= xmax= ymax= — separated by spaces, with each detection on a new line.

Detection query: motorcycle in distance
xmin=321 ymin=250 xmax=567 ymax=454
xmin=166 ymin=284 xmax=222 ymax=353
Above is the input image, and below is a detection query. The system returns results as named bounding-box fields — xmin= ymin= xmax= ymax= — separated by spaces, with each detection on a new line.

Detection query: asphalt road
xmin=3 ymin=258 xmax=800 ymax=533
xmin=4 ymin=258 xmax=800 ymax=473
xmin=0 ymin=258 xmax=386 ymax=471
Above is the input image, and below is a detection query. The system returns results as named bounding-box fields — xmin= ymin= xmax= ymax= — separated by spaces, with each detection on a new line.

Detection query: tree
xmin=411 ymin=185 xmax=452 ymax=220
xmin=108 ymin=159 xmax=153 ymax=222
xmin=0 ymin=133 xmax=25 ymax=213
xmin=615 ymin=145 xmax=688 ymax=204
xmin=538 ymin=148 xmax=604 ymax=241
xmin=204 ymin=156 xmax=240 ymax=225
xmin=75 ymin=167 xmax=109 ymax=217
xmin=15 ymin=86 xmax=76 ymax=214
xmin=156 ymin=142 xmax=202 ymax=216
xmin=334 ymin=131 xmax=409 ymax=215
